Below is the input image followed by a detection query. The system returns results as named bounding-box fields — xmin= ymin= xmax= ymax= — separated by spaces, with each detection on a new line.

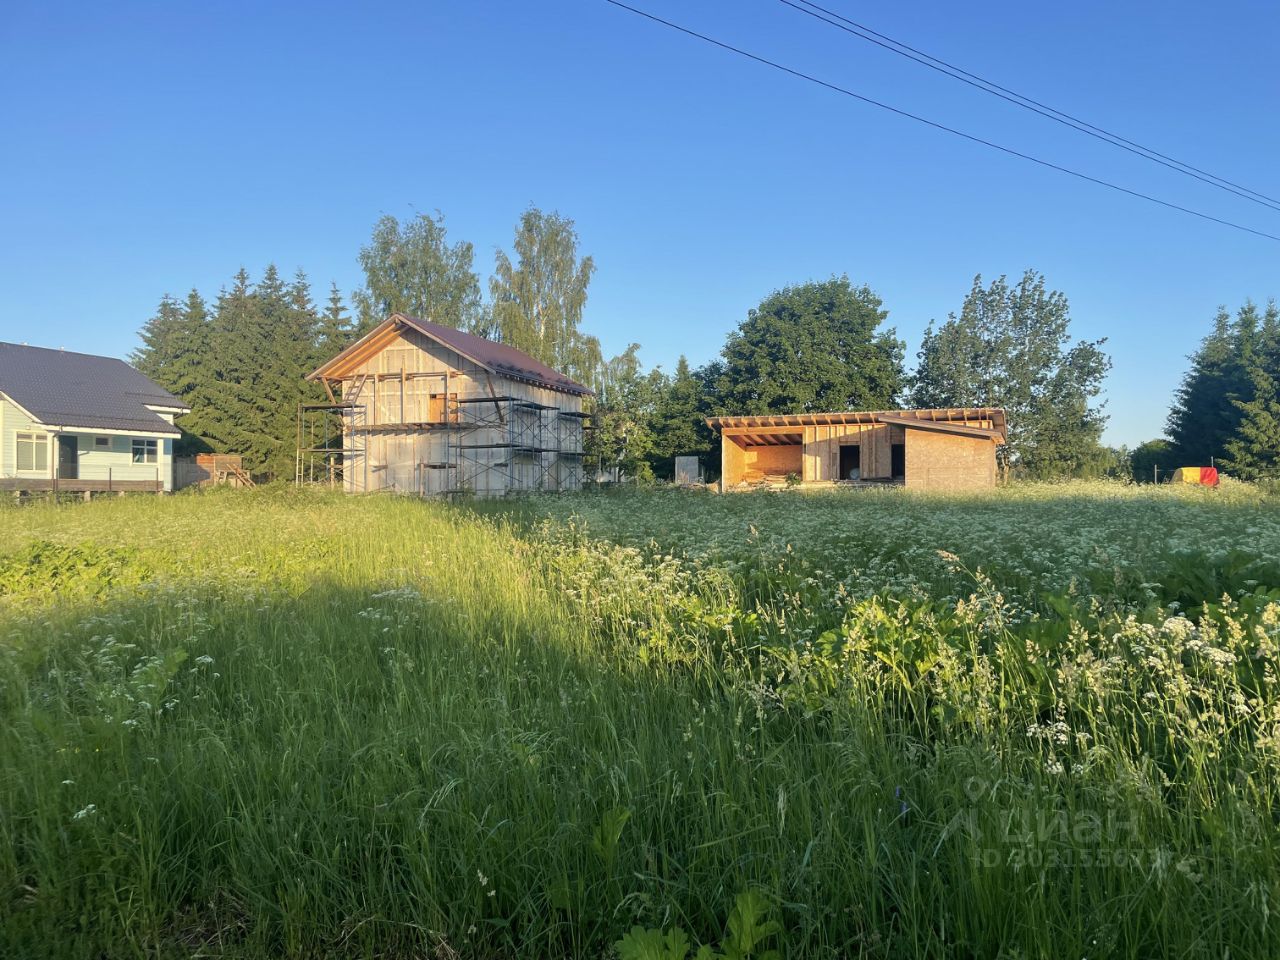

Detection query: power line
xmin=780 ymin=0 xmax=1280 ymax=214
xmin=603 ymin=0 xmax=1280 ymax=243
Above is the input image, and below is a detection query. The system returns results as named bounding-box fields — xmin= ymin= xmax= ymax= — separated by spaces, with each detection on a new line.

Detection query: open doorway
xmin=891 ymin=443 xmax=905 ymax=481
xmin=838 ymin=443 xmax=861 ymax=481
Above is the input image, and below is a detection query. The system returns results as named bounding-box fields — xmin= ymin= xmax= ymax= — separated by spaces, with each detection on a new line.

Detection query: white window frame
xmin=94 ymin=436 xmax=111 ymax=449
xmin=16 ymin=432 xmax=48 ymax=472
xmin=131 ymin=438 xmax=158 ymax=464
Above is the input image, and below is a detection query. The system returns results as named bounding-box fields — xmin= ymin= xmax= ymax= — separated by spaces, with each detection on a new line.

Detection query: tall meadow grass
xmin=1 ymin=483 xmax=1277 ymax=958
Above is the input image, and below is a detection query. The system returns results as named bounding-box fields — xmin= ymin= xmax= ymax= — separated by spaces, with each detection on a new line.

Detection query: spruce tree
xmin=1221 ymin=302 xmax=1280 ymax=479
xmin=317 ymin=282 xmax=353 ymax=357
xmin=1168 ymin=302 xmax=1266 ymax=464
xmin=648 ymin=356 xmax=714 ymax=478
xmin=133 ymin=294 xmax=186 ymax=382
xmin=134 ymin=290 xmax=216 ymax=455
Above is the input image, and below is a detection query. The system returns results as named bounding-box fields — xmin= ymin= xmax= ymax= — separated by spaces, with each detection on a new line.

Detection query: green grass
xmin=2 ymin=483 xmax=1279 ymax=958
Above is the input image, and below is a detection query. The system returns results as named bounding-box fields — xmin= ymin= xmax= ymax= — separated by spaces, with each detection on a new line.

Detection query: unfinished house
xmin=304 ymin=314 xmax=591 ymax=496
xmin=707 ymin=408 xmax=1007 ymax=492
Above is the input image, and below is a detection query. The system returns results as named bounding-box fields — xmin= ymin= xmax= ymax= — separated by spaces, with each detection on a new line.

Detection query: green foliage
xmin=911 ymin=270 xmax=1112 ymax=478
xmin=352 ymin=210 xmax=483 ymax=335
xmin=617 ymin=925 xmax=694 ymax=960
xmin=2 ymin=486 xmax=1280 ymax=957
xmin=489 ymin=206 xmax=602 ymax=388
xmin=132 ymin=266 xmax=330 ymax=478
xmin=1168 ymin=301 xmax=1276 ymax=465
xmin=587 ymin=344 xmax=664 ymax=482
xmin=1222 ymin=303 xmax=1280 ymax=479
xmin=1130 ymin=438 xmax=1177 ymax=482
xmin=132 ymin=289 xmax=216 ymax=456
xmin=316 ymin=281 xmax=353 ymax=355
xmin=590 ymin=806 xmax=631 ymax=869
xmin=617 ymin=891 xmax=781 ymax=960
xmin=648 ymin=356 xmax=714 ymax=479
xmin=714 ymin=275 xmax=904 ymax=415
xmin=0 ymin=540 xmax=145 ymax=602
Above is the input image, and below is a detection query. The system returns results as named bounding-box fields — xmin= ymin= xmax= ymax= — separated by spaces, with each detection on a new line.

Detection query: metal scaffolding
xmin=296 ymin=390 xmax=588 ymax=495
xmin=296 ymin=399 xmax=362 ymax=486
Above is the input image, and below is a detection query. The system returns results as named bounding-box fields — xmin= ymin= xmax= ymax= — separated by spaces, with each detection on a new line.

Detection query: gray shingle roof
xmin=0 ymin=342 xmax=187 ymax=435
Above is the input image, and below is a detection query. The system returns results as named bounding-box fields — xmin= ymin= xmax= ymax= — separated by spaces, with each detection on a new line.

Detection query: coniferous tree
xmin=1167 ymin=302 xmax=1267 ymax=464
xmin=911 ymin=270 xmax=1111 ymax=478
xmin=133 ymin=294 xmax=186 ymax=381
xmin=317 ymin=282 xmax=354 ymax=356
xmin=353 ymin=211 xmax=482 ymax=334
xmin=648 ymin=356 xmax=714 ymax=479
xmin=206 ymin=268 xmax=271 ymax=469
xmin=1221 ymin=302 xmax=1280 ymax=479
xmin=134 ymin=290 xmax=216 ymax=455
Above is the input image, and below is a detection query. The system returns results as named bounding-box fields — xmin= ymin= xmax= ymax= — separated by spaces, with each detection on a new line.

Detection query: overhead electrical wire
xmin=603 ymin=0 xmax=1280 ymax=243
xmin=779 ymin=0 xmax=1280 ymax=214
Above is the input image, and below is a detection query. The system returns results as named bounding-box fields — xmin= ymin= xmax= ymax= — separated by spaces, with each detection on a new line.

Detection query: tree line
xmin=1131 ymin=300 xmax=1280 ymax=481
xmin=133 ymin=205 xmax=1272 ymax=483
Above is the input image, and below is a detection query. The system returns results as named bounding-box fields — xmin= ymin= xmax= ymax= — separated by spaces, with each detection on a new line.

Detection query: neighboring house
xmin=0 ymin=342 xmax=189 ymax=493
xmin=707 ymin=408 xmax=1007 ymax=492
xmin=306 ymin=314 xmax=592 ymax=496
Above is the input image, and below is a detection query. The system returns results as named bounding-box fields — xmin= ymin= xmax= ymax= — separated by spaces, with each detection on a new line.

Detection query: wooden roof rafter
xmin=708 ymin=407 xmax=1007 ymax=441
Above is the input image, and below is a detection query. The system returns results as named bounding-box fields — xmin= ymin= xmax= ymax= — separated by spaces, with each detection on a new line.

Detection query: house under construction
xmin=707 ymin=408 xmax=1007 ymax=492
xmin=303 ymin=314 xmax=591 ymax=496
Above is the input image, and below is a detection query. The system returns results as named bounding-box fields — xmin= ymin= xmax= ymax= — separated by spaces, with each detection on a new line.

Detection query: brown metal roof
xmin=309 ymin=314 xmax=593 ymax=397
xmin=707 ymin=408 xmax=1007 ymax=441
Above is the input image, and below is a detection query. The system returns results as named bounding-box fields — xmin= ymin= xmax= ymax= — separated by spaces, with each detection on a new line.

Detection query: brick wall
xmin=903 ymin=430 xmax=997 ymax=491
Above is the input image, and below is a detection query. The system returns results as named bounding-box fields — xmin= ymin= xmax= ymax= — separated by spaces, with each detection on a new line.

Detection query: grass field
xmin=2 ymin=482 xmax=1279 ymax=958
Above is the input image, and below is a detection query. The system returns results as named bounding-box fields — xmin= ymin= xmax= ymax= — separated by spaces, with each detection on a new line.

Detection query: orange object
xmin=1200 ymin=466 xmax=1219 ymax=487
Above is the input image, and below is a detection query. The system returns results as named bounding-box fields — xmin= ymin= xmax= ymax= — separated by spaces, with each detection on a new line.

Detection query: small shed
xmin=706 ymin=408 xmax=1007 ymax=492
xmin=175 ymin=454 xmax=254 ymax=489
xmin=674 ymin=455 xmax=702 ymax=486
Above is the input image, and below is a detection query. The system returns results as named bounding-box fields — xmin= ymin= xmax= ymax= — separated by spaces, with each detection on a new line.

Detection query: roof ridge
xmin=0 ymin=340 xmax=136 ymax=363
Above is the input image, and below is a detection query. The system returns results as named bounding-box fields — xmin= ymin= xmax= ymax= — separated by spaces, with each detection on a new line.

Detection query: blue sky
xmin=1 ymin=1 xmax=1277 ymax=446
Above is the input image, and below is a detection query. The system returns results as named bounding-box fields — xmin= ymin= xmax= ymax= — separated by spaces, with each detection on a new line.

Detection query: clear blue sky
xmin=2 ymin=1 xmax=1277 ymax=446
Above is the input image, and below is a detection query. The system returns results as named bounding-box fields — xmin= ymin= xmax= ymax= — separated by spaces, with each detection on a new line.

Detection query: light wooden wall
xmin=718 ymin=415 xmax=1000 ymax=490
xmin=336 ymin=327 xmax=584 ymax=496
xmin=903 ymin=431 xmax=997 ymax=490
xmin=801 ymin=423 xmax=905 ymax=481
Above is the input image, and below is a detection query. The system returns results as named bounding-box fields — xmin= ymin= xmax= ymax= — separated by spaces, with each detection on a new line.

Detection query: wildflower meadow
xmin=2 ymin=482 xmax=1278 ymax=958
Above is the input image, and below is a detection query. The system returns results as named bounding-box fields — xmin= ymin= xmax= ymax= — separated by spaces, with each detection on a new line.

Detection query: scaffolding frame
xmin=296 ymin=386 xmax=589 ymax=496
xmin=296 ymin=399 xmax=362 ymax=486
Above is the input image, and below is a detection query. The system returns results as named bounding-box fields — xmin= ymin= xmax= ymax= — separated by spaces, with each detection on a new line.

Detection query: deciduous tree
xmin=715 ymin=276 xmax=903 ymax=415
xmin=490 ymin=207 xmax=601 ymax=388
xmin=353 ymin=211 xmax=482 ymax=334
xmin=911 ymin=270 xmax=1111 ymax=478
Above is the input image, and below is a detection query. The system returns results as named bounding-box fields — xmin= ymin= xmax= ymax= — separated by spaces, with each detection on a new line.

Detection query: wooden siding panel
xmin=336 ymin=328 xmax=584 ymax=497
xmin=903 ymin=431 xmax=997 ymax=491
